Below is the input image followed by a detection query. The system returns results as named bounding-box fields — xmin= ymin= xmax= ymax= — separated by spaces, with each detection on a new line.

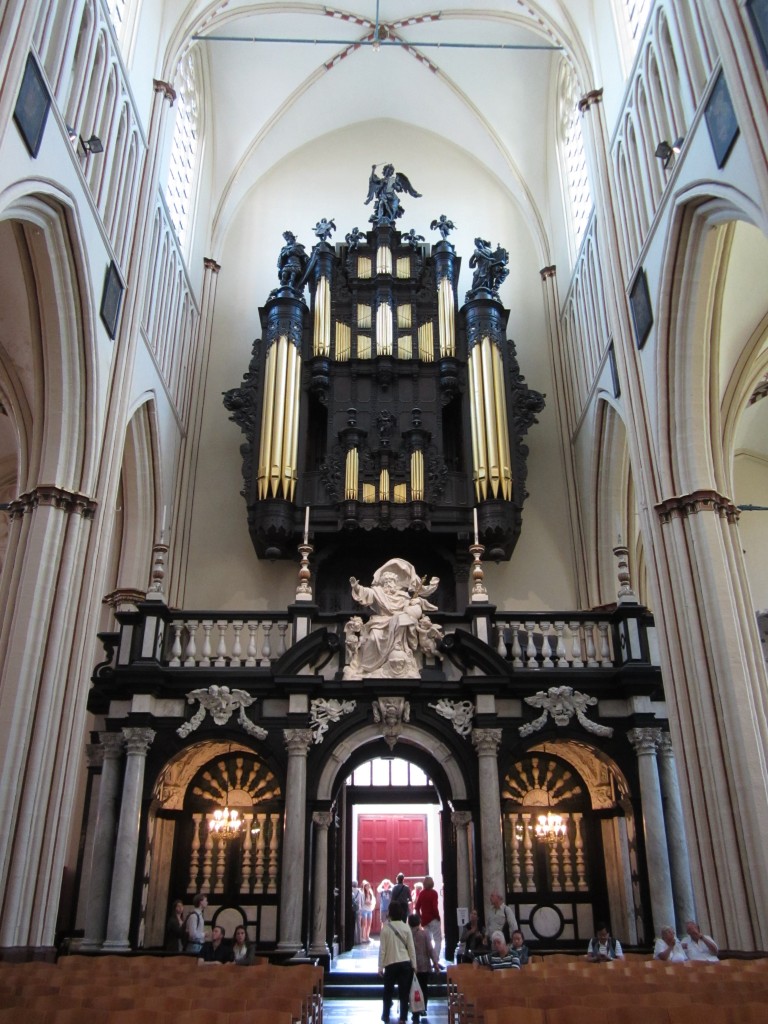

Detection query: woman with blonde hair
xmin=361 ymin=879 xmax=376 ymax=942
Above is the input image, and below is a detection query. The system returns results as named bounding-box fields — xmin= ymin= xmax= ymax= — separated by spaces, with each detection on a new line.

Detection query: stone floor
xmin=324 ymin=938 xmax=449 ymax=1024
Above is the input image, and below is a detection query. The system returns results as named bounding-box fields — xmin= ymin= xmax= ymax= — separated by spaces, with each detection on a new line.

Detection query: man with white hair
xmin=473 ymin=931 xmax=521 ymax=970
xmin=682 ymin=920 xmax=719 ymax=962
xmin=654 ymin=925 xmax=687 ymax=962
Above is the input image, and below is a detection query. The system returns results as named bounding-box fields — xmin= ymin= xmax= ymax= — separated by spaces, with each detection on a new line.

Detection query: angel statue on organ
xmin=364 ymin=164 xmax=422 ymax=224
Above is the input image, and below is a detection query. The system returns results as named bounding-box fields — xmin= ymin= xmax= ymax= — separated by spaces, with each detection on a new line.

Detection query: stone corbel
xmin=372 ymin=696 xmax=410 ymax=749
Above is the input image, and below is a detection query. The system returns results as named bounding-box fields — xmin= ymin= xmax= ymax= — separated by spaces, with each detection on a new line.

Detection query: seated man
xmin=473 ymin=930 xmax=520 ymax=970
xmin=199 ymin=924 xmax=234 ymax=964
xmin=653 ymin=925 xmax=687 ymax=962
xmin=683 ymin=920 xmax=719 ymax=962
xmin=510 ymin=929 xmax=530 ymax=965
xmin=586 ymin=923 xmax=624 ymax=961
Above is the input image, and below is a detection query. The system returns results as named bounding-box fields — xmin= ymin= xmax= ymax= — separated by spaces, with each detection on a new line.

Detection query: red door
xmin=358 ymin=814 xmax=428 ymax=933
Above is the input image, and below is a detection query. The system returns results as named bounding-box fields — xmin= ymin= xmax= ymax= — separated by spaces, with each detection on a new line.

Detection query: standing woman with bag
xmin=378 ymin=901 xmax=417 ymax=1024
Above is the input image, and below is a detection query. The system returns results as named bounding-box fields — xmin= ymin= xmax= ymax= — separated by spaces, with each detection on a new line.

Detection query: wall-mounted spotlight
xmin=66 ymin=124 xmax=78 ymax=146
xmin=654 ymin=136 xmax=684 ymax=169
xmin=80 ymin=133 xmax=104 ymax=156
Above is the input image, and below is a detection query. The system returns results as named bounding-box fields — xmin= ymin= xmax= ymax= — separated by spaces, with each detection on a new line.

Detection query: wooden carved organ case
xmin=224 ymin=174 xmax=544 ymax=610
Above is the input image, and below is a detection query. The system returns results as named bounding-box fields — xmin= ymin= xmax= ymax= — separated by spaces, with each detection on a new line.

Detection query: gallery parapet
xmin=92 ymin=599 xmax=660 ymax=688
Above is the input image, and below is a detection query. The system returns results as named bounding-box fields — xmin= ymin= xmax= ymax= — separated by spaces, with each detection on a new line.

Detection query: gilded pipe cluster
xmin=468 ymin=336 xmax=513 ymax=501
xmin=257 ymin=336 xmax=301 ymax=500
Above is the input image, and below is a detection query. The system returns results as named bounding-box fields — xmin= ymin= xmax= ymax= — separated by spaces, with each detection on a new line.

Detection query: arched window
xmin=165 ymin=48 xmax=202 ymax=251
xmin=104 ymin=0 xmax=141 ymax=61
xmin=613 ymin=0 xmax=652 ymax=73
xmin=557 ymin=63 xmax=592 ymax=259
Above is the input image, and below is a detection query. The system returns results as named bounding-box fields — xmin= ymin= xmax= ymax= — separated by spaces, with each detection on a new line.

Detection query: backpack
xmin=391 ymin=882 xmax=411 ymax=910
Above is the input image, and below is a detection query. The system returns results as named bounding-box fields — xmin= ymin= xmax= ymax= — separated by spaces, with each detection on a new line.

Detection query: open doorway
xmin=344 ymin=755 xmax=445 ymax=946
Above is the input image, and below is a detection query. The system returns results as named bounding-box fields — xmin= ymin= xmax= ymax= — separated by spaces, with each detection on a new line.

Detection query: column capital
xmin=10 ymin=485 xmax=97 ymax=518
xmin=627 ymin=726 xmax=662 ymax=756
xmin=472 ymin=728 xmax=502 ymax=756
xmin=100 ymin=732 xmax=126 ymax=759
xmin=578 ymin=87 xmax=604 ymax=113
xmin=539 ymin=265 xmax=557 ymax=280
xmin=655 ymin=488 xmax=738 ymax=524
xmin=153 ymin=79 xmax=177 ymax=104
xmin=122 ymin=726 xmax=156 ymax=756
xmin=312 ymin=810 xmax=334 ymax=829
xmin=86 ymin=743 xmax=104 ymax=769
xmin=204 ymin=257 xmax=221 ymax=274
xmin=284 ymin=728 xmax=313 ymax=755
xmin=452 ymin=810 xmax=473 ymax=828
xmin=657 ymin=732 xmax=675 ymax=758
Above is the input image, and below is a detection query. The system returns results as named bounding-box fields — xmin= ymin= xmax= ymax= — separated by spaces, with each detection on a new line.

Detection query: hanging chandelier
xmin=535 ymin=810 xmax=567 ymax=845
xmin=208 ymin=806 xmax=243 ymax=841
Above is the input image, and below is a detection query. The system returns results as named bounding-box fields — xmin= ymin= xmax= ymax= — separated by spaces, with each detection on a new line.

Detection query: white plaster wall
xmin=182 ymin=118 xmax=578 ymax=610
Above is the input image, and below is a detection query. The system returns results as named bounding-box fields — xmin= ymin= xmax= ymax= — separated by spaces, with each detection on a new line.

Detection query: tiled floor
xmin=324 ymin=938 xmax=449 ymax=1024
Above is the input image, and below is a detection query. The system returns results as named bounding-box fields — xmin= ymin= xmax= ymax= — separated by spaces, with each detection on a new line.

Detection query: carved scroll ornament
xmin=519 ymin=686 xmax=613 ymax=738
xmin=177 ymin=684 xmax=267 ymax=739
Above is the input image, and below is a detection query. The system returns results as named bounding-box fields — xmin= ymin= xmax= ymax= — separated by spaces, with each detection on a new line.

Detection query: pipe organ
xmin=225 ymin=173 xmax=544 ymax=602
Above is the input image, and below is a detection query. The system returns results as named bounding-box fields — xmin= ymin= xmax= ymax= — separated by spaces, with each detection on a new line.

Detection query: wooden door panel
xmin=358 ymin=814 xmax=428 ymax=933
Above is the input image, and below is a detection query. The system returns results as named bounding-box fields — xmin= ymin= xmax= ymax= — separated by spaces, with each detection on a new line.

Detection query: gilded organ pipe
xmin=468 ymin=346 xmax=488 ymax=500
xmin=492 ymin=343 xmax=513 ymax=499
xmin=345 ymin=447 xmax=359 ymax=500
xmin=270 ymin=336 xmax=289 ymax=498
xmin=379 ymin=468 xmax=390 ymax=502
xmin=376 ymin=301 xmax=393 ymax=356
xmin=257 ymin=343 xmax=277 ymax=500
xmin=282 ymin=342 xmax=301 ymax=500
xmin=438 ymin=276 xmax=455 ymax=357
xmin=480 ymin=337 xmax=501 ymax=497
xmin=313 ymin=276 xmax=331 ymax=356
xmin=411 ymin=450 xmax=424 ymax=501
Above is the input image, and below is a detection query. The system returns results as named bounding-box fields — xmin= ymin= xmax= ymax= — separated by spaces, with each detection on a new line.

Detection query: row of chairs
xmin=482 ymin=1007 xmax=767 ymax=1024
xmin=447 ymin=960 xmax=768 ymax=1024
xmin=0 ymin=958 xmax=323 ymax=1024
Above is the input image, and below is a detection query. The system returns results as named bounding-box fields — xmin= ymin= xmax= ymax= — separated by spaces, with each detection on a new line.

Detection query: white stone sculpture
xmin=518 ymin=685 xmax=613 ymax=738
xmin=309 ymin=697 xmax=357 ymax=744
xmin=342 ymin=558 xmax=443 ymax=679
xmin=177 ymin=684 xmax=267 ymax=739
xmin=429 ymin=698 xmax=475 ymax=736
xmin=373 ymin=696 xmax=410 ymax=749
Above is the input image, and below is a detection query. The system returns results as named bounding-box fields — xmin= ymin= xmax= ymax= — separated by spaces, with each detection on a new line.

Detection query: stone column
xmin=452 ymin=810 xmax=473 ymax=917
xmin=102 ymin=727 xmax=155 ymax=950
xmin=309 ymin=810 xmax=333 ymax=956
xmin=627 ymin=727 xmax=675 ymax=935
xmin=472 ymin=729 xmax=505 ymax=914
xmin=81 ymin=733 xmax=125 ymax=949
xmin=278 ymin=729 xmax=313 ymax=952
xmin=658 ymin=732 xmax=696 ymax=929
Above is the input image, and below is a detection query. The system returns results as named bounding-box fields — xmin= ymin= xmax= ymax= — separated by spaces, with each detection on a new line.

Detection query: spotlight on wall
xmin=80 ymin=133 xmax=104 ymax=155
xmin=654 ymin=136 xmax=684 ymax=169
xmin=66 ymin=124 xmax=78 ymax=145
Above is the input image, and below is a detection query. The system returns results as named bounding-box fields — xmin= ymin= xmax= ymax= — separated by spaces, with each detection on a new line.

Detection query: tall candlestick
xmin=473 ymin=507 xmax=479 ymax=546
xmin=304 ymin=505 xmax=310 ymax=545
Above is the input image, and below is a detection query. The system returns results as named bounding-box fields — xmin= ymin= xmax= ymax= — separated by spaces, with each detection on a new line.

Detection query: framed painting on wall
xmin=747 ymin=0 xmax=768 ymax=68
xmin=629 ymin=269 xmax=653 ymax=350
xmin=13 ymin=52 xmax=51 ymax=158
xmin=704 ymin=69 xmax=740 ymax=169
xmin=100 ymin=261 xmax=124 ymax=340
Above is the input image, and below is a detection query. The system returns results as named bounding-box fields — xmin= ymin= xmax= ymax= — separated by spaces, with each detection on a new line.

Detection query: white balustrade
xmin=167 ymin=616 xmax=290 ymax=667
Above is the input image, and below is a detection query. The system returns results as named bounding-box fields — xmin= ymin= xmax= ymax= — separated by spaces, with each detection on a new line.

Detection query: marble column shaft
xmin=452 ymin=810 xmax=473 ymax=917
xmin=472 ymin=729 xmax=505 ymax=914
xmin=628 ymin=727 xmax=675 ymax=935
xmin=81 ymin=733 xmax=125 ymax=949
xmin=658 ymin=732 xmax=696 ymax=929
xmin=278 ymin=729 xmax=313 ymax=951
xmin=103 ymin=727 xmax=155 ymax=950
xmin=310 ymin=810 xmax=333 ymax=955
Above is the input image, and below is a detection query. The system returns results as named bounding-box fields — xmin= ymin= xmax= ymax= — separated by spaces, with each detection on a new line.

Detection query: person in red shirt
xmin=414 ymin=875 xmax=441 ymax=960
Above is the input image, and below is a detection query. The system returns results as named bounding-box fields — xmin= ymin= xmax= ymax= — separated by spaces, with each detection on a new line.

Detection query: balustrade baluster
xmin=510 ymin=813 xmax=523 ymax=892
xmin=245 ymin=621 xmax=259 ymax=667
xmin=510 ymin=623 xmax=523 ymax=668
xmin=524 ymin=622 xmax=538 ymax=668
xmin=200 ymin=620 xmax=213 ymax=667
xmin=188 ymin=813 xmax=202 ymax=892
xmin=183 ymin=621 xmax=199 ymax=666
xmin=522 ymin=811 xmax=535 ymax=890
xmin=585 ymin=621 xmax=598 ymax=667
xmin=554 ymin=621 xmax=568 ymax=667
xmin=268 ymin=812 xmax=280 ymax=892
xmin=231 ymin=621 xmax=244 ymax=666
xmin=540 ymin=621 xmax=554 ymax=667
xmin=241 ymin=814 xmax=253 ymax=893
xmin=254 ymin=814 xmax=266 ymax=893
xmin=214 ymin=620 xmax=228 ymax=667
xmin=261 ymin=622 xmax=273 ymax=665
xmin=549 ymin=837 xmax=562 ymax=891
xmin=569 ymin=622 xmax=584 ymax=667
xmin=202 ymin=823 xmax=213 ymax=891
xmin=170 ymin=621 xmax=183 ymax=666
xmin=561 ymin=815 xmax=574 ymax=889
xmin=598 ymin=621 xmax=612 ymax=666
xmin=496 ymin=625 xmax=507 ymax=658
xmin=214 ymin=834 xmax=226 ymax=892
xmin=277 ymin=621 xmax=289 ymax=658
xmin=573 ymin=812 xmax=588 ymax=890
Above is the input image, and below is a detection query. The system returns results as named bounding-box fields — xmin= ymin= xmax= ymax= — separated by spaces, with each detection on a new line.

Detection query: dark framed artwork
xmin=704 ymin=70 xmax=740 ymax=169
xmin=629 ymin=268 xmax=653 ymax=350
xmin=608 ymin=342 xmax=621 ymax=399
xmin=747 ymin=0 xmax=768 ymax=69
xmin=13 ymin=52 xmax=51 ymax=158
xmin=100 ymin=261 xmax=124 ymax=340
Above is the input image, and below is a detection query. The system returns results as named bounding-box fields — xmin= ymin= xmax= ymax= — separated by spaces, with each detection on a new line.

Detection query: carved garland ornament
xmin=518 ymin=686 xmax=613 ymax=738
xmin=177 ymin=685 xmax=268 ymax=739
xmin=429 ymin=698 xmax=475 ymax=736
xmin=309 ymin=697 xmax=357 ymax=744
